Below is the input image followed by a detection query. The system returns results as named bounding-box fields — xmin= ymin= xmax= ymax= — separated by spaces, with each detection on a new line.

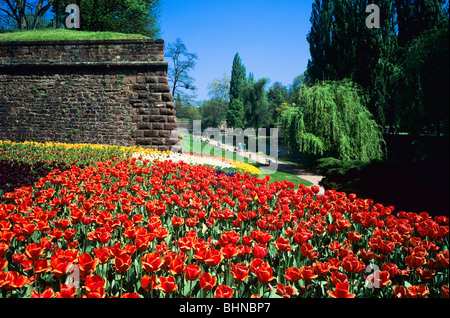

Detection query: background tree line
xmin=0 ymin=0 xmax=161 ymax=37
xmin=304 ymin=0 xmax=449 ymax=137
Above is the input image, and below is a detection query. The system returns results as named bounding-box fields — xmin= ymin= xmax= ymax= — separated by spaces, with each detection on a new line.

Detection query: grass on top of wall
xmin=0 ymin=29 xmax=149 ymax=41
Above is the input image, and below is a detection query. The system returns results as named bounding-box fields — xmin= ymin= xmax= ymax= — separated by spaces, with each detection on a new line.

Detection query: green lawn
xmin=181 ymin=134 xmax=250 ymax=163
xmin=181 ymin=134 xmax=313 ymax=187
xmin=0 ymin=29 xmax=149 ymax=41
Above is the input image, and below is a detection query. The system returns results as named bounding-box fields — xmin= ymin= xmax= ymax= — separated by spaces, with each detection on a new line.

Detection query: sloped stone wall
xmin=0 ymin=39 xmax=178 ymax=151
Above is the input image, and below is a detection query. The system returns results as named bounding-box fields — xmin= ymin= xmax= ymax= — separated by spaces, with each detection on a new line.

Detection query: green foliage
xmin=52 ymin=0 xmax=161 ymax=37
xmin=242 ymin=75 xmax=270 ymax=130
xmin=315 ymin=157 xmax=367 ymax=176
xmin=227 ymin=53 xmax=246 ymax=128
xmin=280 ymin=106 xmax=300 ymax=151
xmin=229 ymin=53 xmax=246 ymax=103
xmin=200 ymin=98 xmax=228 ymax=128
xmin=174 ymin=94 xmax=202 ymax=122
xmin=396 ymin=23 xmax=449 ymax=136
xmin=266 ymin=82 xmax=288 ymax=125
xmin=207 ymin=74 xmax=230 ymax=103
xmin=305 ymin=0 xmax=449 ymax=135
xmin=226 ymin=98 xmax=244 ymax=128
xmin=281 ymin=80 xmax=386 ymax=162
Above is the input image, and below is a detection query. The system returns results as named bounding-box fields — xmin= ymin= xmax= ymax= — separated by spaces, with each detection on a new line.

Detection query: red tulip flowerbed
xmin=0 ymin=156 xmax=448 ymax=298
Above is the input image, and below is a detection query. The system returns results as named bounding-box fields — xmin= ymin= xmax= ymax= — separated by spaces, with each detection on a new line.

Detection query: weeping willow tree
xmin=281 ymin=80 xmax=386 ymax=162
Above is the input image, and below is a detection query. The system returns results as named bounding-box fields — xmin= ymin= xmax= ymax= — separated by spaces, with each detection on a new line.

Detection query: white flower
xmin=132 ymin=152 xmax=234 ymax=170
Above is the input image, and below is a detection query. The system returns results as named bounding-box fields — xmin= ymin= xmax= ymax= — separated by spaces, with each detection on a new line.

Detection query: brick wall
xmin=0 ymin=39 xmax=179 ymax=151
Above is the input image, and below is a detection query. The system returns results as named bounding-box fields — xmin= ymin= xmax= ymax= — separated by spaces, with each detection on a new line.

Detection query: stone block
xmin=151 ymin=137 xmax=165 ymax=145
xmin=167 ymin=116 xmax=177 ymax=123
xmin=162 ymin=93 xmax=173 ymax=102
xmin=152 ymin=122 xmax=164 ymax=130
xmin=136 ymin=138 xmax=152 ymax=145
xmin=164 ymin=123 xmax=178 ymax=130
xmin=144 ymin=130 xmax=159 ymax=137
xmin=145 ymin=76 xmax=158 ymax=83
xmin=138 ymin=122 xmax=151 ymax=130
xmin=149 ymin=115 xmax=166 ymax=123
xmin=160 ymin=108 xmax=175 ymax=116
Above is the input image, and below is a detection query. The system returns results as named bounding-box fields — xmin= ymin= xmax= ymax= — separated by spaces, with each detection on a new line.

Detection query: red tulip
xmin=141 ymin=275 xmax=158 ymax=292
xmin=204 ymin=248 xmax=223 ymax=267
xmin=214 ymin=284 xmax=234 ymax=298
xmin=25 ymin=243 xmax=43 ymax=261
xmin=406 ymin=284 xmax=430 ymax=298
xmin=55 ymin=284 xmax=78 ymax=298
xmin=284 ymin=267 xmax=302 ymax=283
xmin=30 ymin=286 xmax=55 ymax=298
xmin=34 ymin=258 xmax=49 ymax=275
xmin=276 ymin=283 xmax=296 ymax=298
xmin=171 ymin=216 xmax=184 ymax=228
xmin=84 ymin=275 xmax=106 ymax=298
xmin=156 ymin=276 xmax=178 ymax=294
xmin=405 ymin=254 xmax=426 ymax=269
xmin=441 ymin=285 xmax=449 ymax=298
xmin=177 ymin=236 xmax=193 ymax=253
xmin=114 ymin=254 xmax=131 ymax=274
xmin=330 ymin=271 xmax=348 ymax=285
xmin=230 ymin=263 xmax=250 ymax=282
xmin=255 ymin=262 xmax=275 ymax=284
xmin=274 ymin=237 xmax=293 ymax=252
xmin=199 ymin=272 xmax=217 ymax=292
xmin=222 ymin=244 xmax=239 ymax=259
xmin=299 ymin=266 xmax=318 ymax=282
xmin=0 ymin=257 xmax=7 ymax=271
xmin=78 ymin=253 xmax=98 ymax=278
xmin=327 ymin=282 xmax=355 ymax=298
xmin=121 ymin=292 xmax=141 ymax=298
xmin=437 ymin=251 xmax=449 ymax=268
xmin=184 ymin=264 xmax=201 ymax=281
xmin=252 ymin=244 xmax=268 ymax=259
xmin=342 ymin=254 xmax=365 ymax=273
xmin=168 ymin=256 xmax=185 ymax=276
xmin=142 ymin=252 xmax=163 ymax=273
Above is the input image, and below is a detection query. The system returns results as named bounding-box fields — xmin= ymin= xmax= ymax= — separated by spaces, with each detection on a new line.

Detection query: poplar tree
xmin=226 ymin=53 xmax=246 ymax=128
xmin=305 ymin=0 xmax=448 ymax=133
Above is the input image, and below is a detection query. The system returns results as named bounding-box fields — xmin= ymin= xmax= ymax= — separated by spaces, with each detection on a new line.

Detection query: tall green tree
xmin=242 ymin=74 xmax=270 ymax=130
xmin=226 ymin=53 xmax=246 ymax=128
xmin=306 ymin=0 xmax=449 ymax=132
xmin=306 ymin=0 xmax=334 ymax=83
xmin=281 ymin=80 xmax=386 ymax=162
xmin=396 ymin=23 xmax=449 ymax=136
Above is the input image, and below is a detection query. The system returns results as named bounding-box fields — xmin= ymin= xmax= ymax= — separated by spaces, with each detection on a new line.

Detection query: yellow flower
xmin=230 ymin=161 xmax=260 ymax=175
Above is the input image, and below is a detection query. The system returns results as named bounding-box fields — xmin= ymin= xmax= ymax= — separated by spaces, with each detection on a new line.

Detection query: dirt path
xmin=205 ymin=138 xmax=325 ymax=194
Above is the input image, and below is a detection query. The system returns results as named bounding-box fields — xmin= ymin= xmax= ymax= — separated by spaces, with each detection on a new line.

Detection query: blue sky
xmin=159 ymin=0 xmax=314 ymax=102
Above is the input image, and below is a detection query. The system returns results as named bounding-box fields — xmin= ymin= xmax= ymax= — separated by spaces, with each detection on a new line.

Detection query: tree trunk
xmin=55 ymin=0 xmax=60 ymax=28
xmin=17 ymin=0 xmax=27 ymax=30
